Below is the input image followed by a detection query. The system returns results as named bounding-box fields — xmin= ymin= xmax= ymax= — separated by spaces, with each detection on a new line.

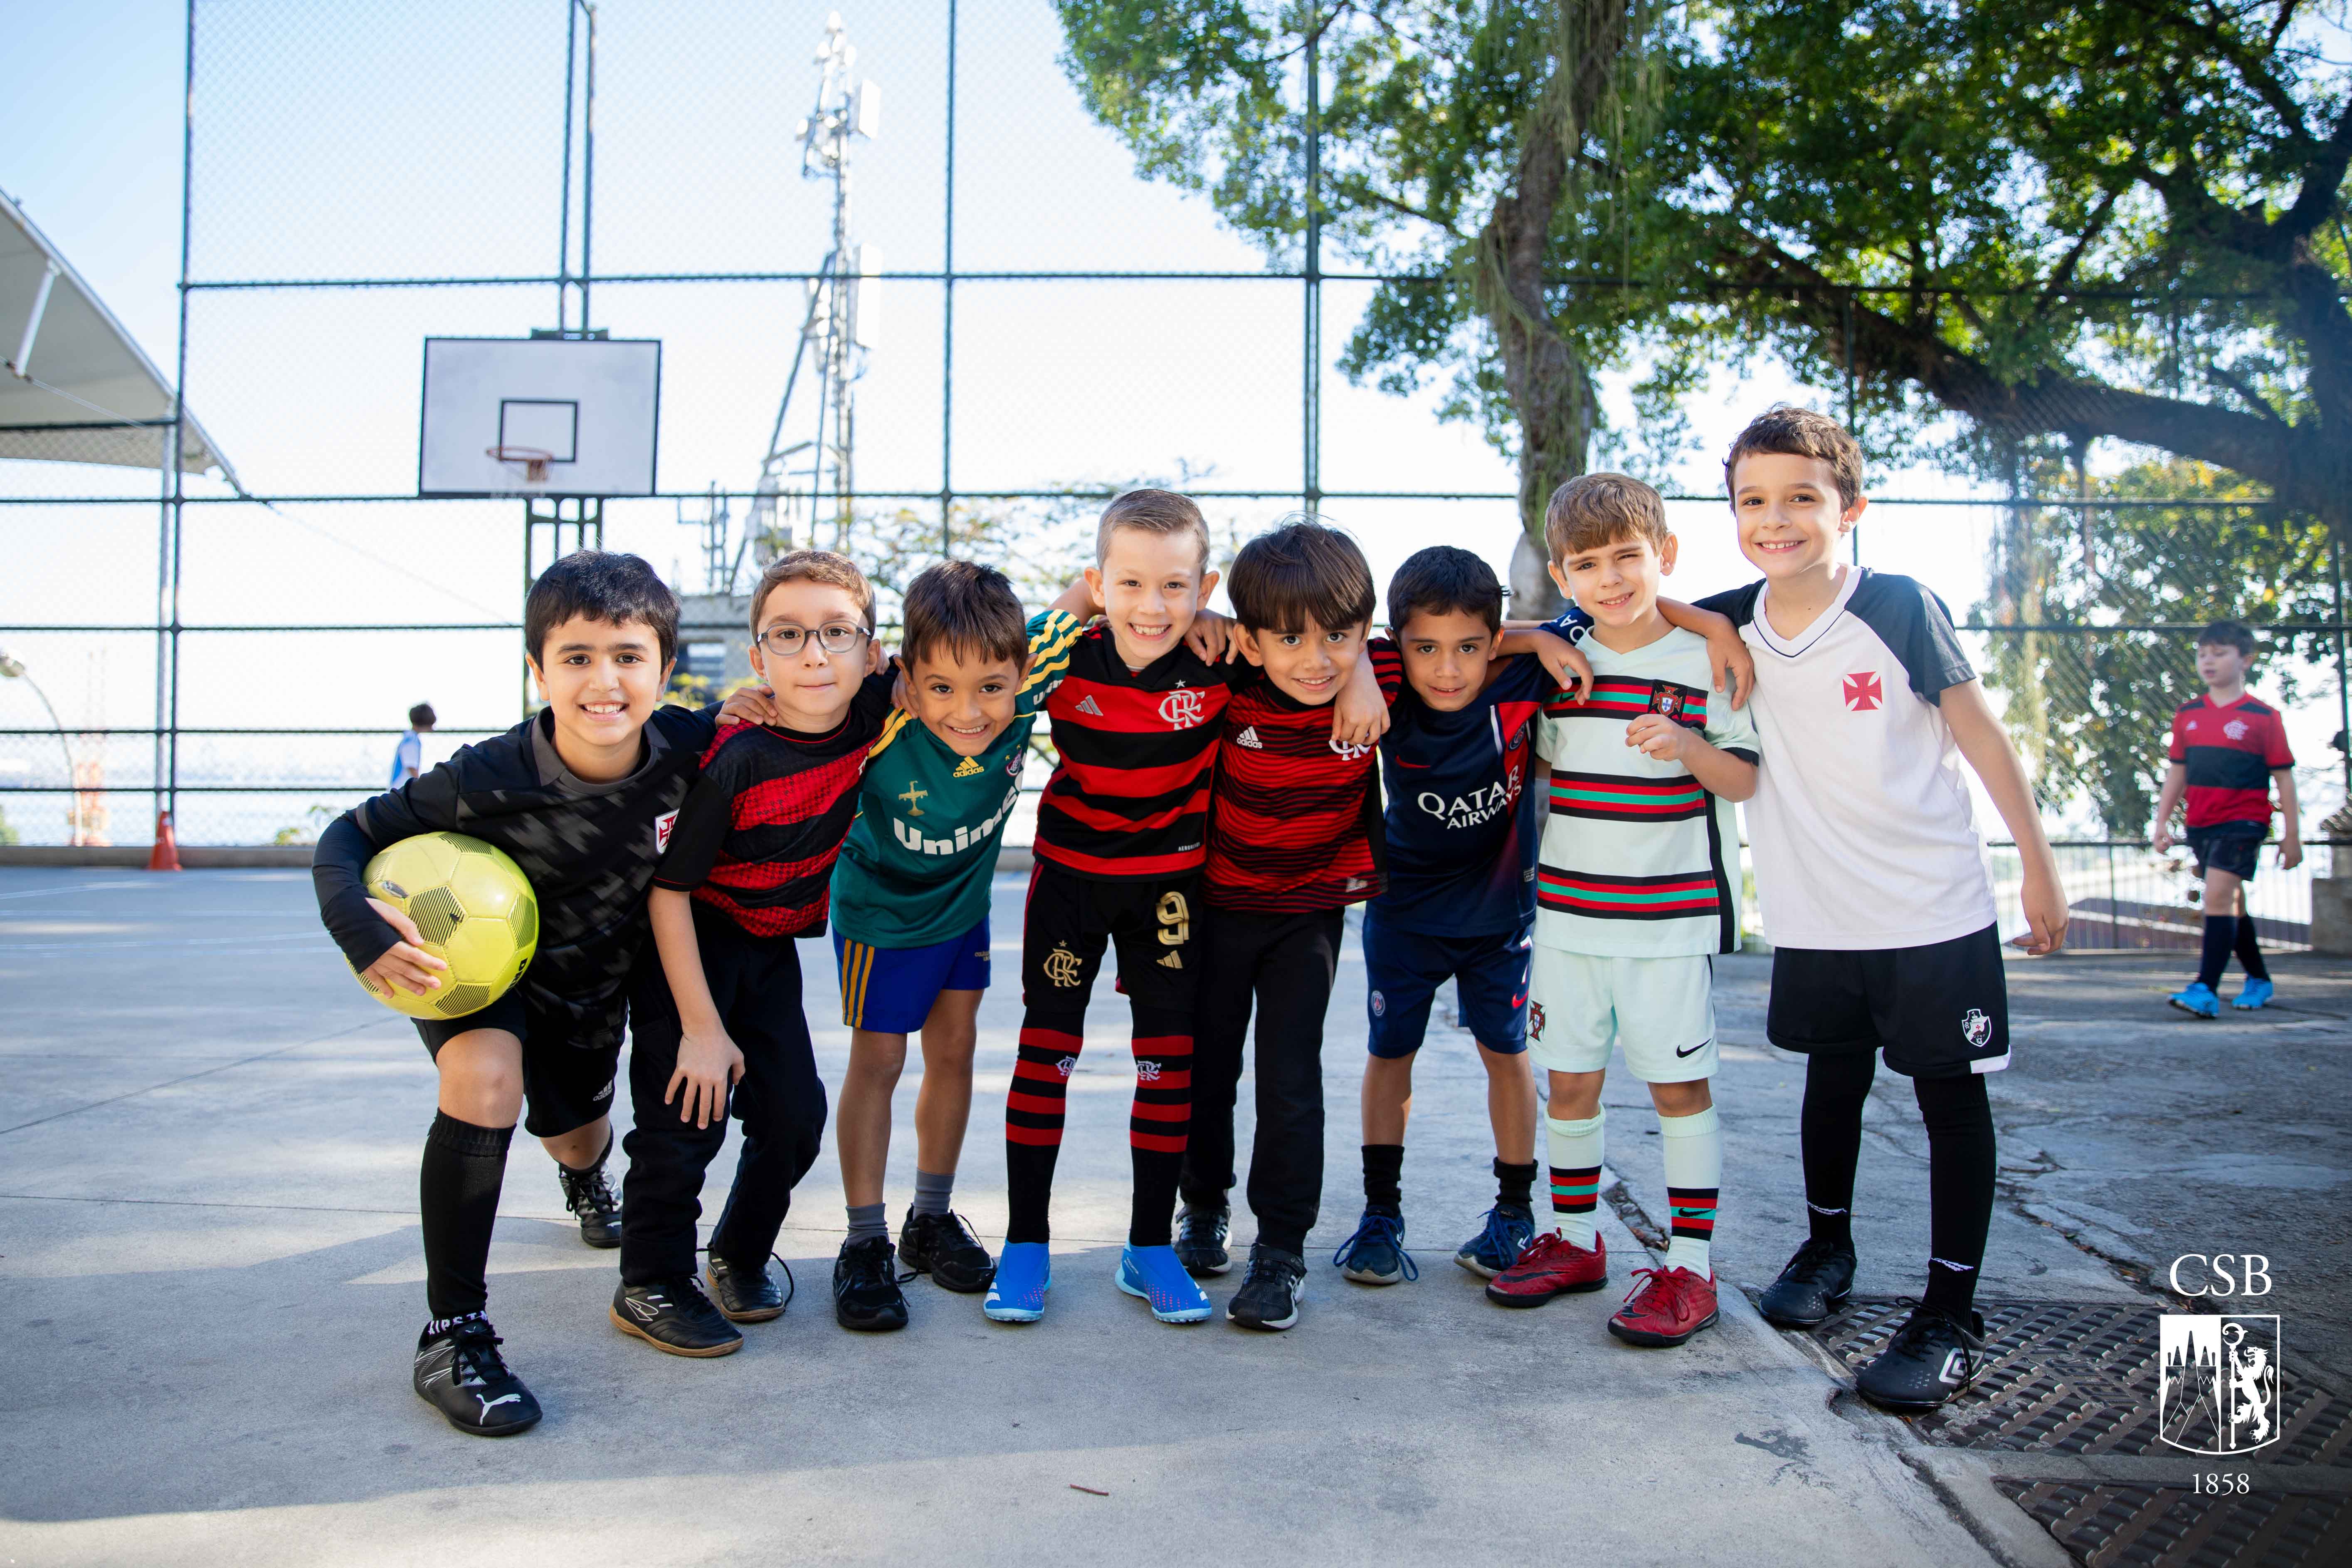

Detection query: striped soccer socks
xmin=1004 ymin=1015 xmax=1082 ymax=1245
xmin=1126 ymin=1010 xmax=1193 ymax=1247
xmin=1658 ymin=1106 xmax=1722 ymax=1276
xmin=1545 ymin=1111 xmax=1605 ymax=1249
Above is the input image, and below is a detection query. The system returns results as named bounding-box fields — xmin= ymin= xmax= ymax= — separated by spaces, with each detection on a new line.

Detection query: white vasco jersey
xmin=1697 ymin=568 xmax=1997 ymax=951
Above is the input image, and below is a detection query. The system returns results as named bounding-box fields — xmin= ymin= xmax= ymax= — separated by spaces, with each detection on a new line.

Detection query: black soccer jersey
xmin=314 ymin=702 xmax=719 ymax=1052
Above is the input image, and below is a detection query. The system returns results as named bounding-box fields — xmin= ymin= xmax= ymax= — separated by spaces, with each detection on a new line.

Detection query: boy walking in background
xmin=827 ymin=562 xmax=1078 ymax=1330
xmin=2153 ymin=620 xmax=2300 ymax=1016
xmin=1700 ymin=406 xmax=2067 ymax=1414
xmin=1484 ymin=477 xmax=1759 ymax=1351
xmin=391 ymin=702 xmax=436 ymax=786
xmin=618 ymin=551 xmax=895 ymax=1357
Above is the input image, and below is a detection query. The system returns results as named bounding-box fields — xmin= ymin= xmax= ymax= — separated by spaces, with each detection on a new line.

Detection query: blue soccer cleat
xmin=2168 ymin=982 xmax=2221 ymax=1018
xmin=1333 ymin=1206 xmax=1418 ymax=1285
xmin=1116 ymin=1244 xmax=1214 ymax=1323
xmin=2233 ymin=978 xmax=2275 ymax=1010
xmin=1455 ymin=1202 xmax=1536 ymax=1278
xmin=982 ymin=1241 xmax=1050 ymax=1323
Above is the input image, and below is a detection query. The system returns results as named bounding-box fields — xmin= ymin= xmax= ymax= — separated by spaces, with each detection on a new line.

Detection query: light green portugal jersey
xmin=827 ymin=617 xmax=1078 ymax=948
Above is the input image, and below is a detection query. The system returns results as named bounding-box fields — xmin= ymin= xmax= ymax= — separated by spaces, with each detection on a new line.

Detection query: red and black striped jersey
xmin=2170 ymin=694 xmax=2292 ymax=827
xmin=1027 ymin=610 xmax=1236 ymax=881
xmin=653 ymin=672 xmax=896 ymax=938
xmin=1205 ymin=643 xmax=1404 ymax=911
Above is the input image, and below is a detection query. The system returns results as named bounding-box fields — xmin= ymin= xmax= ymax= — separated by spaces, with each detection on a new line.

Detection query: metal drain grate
xmin=1996 ymin=1480 xmax=2352 ymax=1568
xmin=1805 ymin=1299 xmax=2352 ymax=1463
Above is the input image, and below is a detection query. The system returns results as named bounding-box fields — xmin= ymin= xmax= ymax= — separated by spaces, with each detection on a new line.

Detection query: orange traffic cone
xmin=148 ymin=810 xmax=183 ymax=872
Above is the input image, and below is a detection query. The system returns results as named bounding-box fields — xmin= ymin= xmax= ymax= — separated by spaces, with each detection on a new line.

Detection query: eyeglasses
xmin=755 ymin=622 xmax=871 ymax=657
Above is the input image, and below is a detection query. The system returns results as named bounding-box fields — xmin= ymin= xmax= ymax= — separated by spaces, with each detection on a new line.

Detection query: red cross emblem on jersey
xmin=1842 ymin=672 xmax=1884 ymax=711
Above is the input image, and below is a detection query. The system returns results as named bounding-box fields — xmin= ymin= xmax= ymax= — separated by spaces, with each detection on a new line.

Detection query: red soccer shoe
xmin=1484 ymin=1232 xmax=1608 ymax=1307
xmin=1607 ymin=1265 xmax=1719 ymax=1347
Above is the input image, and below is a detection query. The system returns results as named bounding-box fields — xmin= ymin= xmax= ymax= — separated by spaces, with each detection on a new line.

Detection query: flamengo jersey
xmin=313 ymin=702 xmax=718 ymax=1052
xmin=653 ymin=672 xmax=897 ymax=939
xmin=1027 ymin=609 xmax=1234 ymax=881
xmin=1204 ymin=644 xmax=1404 ymax=910
xmin=830 ymin=613 xmax=1079 ymax=947
xmin=2170 ymin=694 xmax=2291 ymax=827
xmin=1533 ymin=627 xmax=1759 ymax=956
xmin=1370 ymin=641 xmax=1563 ymax=937
xmin=1698 ymin=568 xmax=1997 ymax=951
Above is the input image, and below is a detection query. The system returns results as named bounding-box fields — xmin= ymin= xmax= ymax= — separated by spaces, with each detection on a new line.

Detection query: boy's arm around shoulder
xmin=1017 ymin=606 xmax=1085 ymax=715
xmin=1656 ymin=598 xmax=1754 ymax=709
xmin=1940 ymin=678 xmax=2068 ymax=954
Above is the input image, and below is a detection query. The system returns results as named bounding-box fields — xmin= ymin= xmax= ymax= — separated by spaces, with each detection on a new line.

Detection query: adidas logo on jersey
xmin=1235 ymin=726 xmax=1263 ymax=749
xmin=1076 ymin=695 xmax=1104 ymax=717
xmin=951 ymin=755 xmax=984 ymax=778
xmin=1157 ymin=951 xmax=1183 ymax=969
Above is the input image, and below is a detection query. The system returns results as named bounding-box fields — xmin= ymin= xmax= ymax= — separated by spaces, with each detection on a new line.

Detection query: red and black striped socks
xmin=1003 ymin=1007 xmax=1195 ymax=1248
xmin=1126 ymin=1010 xmax=1192 ymax=1246
xmin=1005 ymin=1015 xmax=1081 ymax=1245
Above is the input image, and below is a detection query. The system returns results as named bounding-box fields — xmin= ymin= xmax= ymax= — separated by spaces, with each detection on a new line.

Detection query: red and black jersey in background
xmin=2169 ymin=694 xmax=2293 ymax=828
xmin=1031 ymin=620 xmax=1234 ymax=881
xmin=654 ymin=673 xmax=897 ymax=938
xmin=1204 ymin=643 xmax=1404 ymax=911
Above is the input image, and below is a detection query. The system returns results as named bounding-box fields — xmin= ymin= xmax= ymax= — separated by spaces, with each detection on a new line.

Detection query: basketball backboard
xmin=417 ymin=336 xmax=660 ymax=497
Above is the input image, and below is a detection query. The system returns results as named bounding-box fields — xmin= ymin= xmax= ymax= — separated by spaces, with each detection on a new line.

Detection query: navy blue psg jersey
xmin=1370 ymin=647 xmax=1562 ymax=936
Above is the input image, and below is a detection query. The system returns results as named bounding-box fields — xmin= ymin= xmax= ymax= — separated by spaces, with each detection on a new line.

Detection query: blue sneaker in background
xmin=1454 ymin=1202 xmax=1535 ymax=1278
xmin=2168 ymin=982 xmax=2221 ymax=1018
xmin=2233 ymin=977 xmax=2275 ymax=1010
xmin=1333 ymin=1206 xmax=1418 ymax=1285
xmin=983 ymin=1241 xmax=1050 ymax=1323
xmin=1116 ymin=1244 xmax=1214 ymax=1323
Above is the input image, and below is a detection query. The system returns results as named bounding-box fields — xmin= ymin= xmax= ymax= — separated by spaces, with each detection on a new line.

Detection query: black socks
xmin=420 ymin=1111 xmax=513 ymax=1322
xmin=2197 ymin=914 xmax=2236 ymax=990
xmin=2235 ymin=915 xmax=2270 ymax=980
xmin=1362 ymin=1143 xmax=1404 ymax=1212
xmin=1494 ymin=1156 xmax=1538 ymax=1210
xmin=1915 ymin=1073 xmax=1995 ymax=1318
xmin=1799 ymin=1052 xmax=1873 ymax=1249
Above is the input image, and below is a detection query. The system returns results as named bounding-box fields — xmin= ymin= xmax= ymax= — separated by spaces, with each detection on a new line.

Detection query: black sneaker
xmin=833 ymin=1235 xmax=909 ymax=1331
xmin=899 ymin=1210 xmax=996 ymax=1294
xmin=1758 ymin=1238 xmax=1857 ymax=1328
xmin=557 ymin=1158 xmax=622 ymax=1250
xmin=1175 ymin=1201 xmax=1232 ymax=1277
xmin=706 ymin=1253 xmax=789 ymax=1323
xmin=610 ymin=1276 xmax=743 ymax=1357
xmin=1227 ymin=1245 xmax=1306 ymax=1331
xmin=1857 ymin=1302 xmax=1987 ymax=1414
xmin=412 ymin=1317 xmax=541 ymax=1437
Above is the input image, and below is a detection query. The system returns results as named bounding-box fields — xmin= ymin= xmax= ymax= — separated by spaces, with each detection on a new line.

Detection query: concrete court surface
xmin=0 ymin=867 xmax=2343 ymax=1567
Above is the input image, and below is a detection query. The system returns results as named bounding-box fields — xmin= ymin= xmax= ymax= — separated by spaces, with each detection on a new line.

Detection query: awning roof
xmin=0 ymin=186 xmax=234 ymax=481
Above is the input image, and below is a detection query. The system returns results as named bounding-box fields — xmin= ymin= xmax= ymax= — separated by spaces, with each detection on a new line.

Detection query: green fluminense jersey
xmin=827 ymin=616 xmax=1079 ymax=948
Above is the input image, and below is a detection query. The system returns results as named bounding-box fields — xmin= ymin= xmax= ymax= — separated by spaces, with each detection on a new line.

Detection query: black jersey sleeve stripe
xmin=1849 ymin=571 xmax=1975 ymax=704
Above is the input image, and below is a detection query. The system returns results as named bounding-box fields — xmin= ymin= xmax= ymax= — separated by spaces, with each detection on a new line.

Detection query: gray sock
xmin=845 ymin=1201 xmax=889 ymax=1245
xmin=911 ymin=1168 xmax=955 ymax=1217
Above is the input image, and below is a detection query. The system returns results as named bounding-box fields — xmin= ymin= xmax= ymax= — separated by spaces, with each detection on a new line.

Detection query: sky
xmin=0 ymin=0 xmax=2330 ymax=847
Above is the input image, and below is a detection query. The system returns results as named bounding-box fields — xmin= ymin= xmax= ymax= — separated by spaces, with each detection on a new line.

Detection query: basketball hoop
xmin=486 ymin=444 xmax=557 ymax=484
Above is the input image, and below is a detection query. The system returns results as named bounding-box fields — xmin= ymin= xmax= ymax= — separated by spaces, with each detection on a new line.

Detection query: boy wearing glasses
xmin=613 ymin=550 xmax=897 ymax=1357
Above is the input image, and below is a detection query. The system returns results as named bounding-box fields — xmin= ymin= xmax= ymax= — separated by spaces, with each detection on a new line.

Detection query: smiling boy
xmin=825 ymin=562 xmax=1079 ymax=1330
xmin=314 ymin=550 xmax=737 ymax=1435
xmin=1697 ymin=405 xmax=2066 ymax=1412
xmin=615 ymin=550 xmax=896 ymax=1357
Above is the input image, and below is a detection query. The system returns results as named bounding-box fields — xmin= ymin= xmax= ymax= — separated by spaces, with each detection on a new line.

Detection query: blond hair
xmin=1096 ymin=488 xmax=1211 ymax=571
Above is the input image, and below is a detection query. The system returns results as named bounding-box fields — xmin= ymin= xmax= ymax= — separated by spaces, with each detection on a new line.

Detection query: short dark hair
xmin=1724 ymin=404 xmax=1866 ymax=510
xmin=407 ymin=703 xmax=437 ymax=730
xmin=524 ymin=550 xmax=679 ymax=667
xmin=2199 ymin=620 xmax=2258 ymax=657
xmin=1546 ymin=473 xmax=1671 ymax=561
xmin=750 ymin=549 xmax=876 ymax=634
xmin=1386 ymin=546 xmax=1503 ymax=635
xmin=1227 ymin=516 xmax=1377 ymax=635
xmin=901 ymin=560 xmax=1029 ymax=670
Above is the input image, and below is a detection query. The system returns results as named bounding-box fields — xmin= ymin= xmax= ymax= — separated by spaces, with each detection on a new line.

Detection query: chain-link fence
xmin=2 ymin=2 xmax=2345 ymax=952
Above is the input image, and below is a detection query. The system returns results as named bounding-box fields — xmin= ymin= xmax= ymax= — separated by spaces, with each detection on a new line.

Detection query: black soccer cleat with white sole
xmin=1227 ymin=1245 xmax=1306 ymax=1331
xmin=706 ymin=1253 xmax=788 ymax=1322
xmin=610 ymin=1276 xmax=743 ymax=1357
xmin=1758 ymin=1238 xmax=1856 ymax=1328
xmin=413 ymin=1317 xmax=542 ymax=1437
xmin=558 ymin=1158 xmax=622 ymax=1249
xmin=1856 ymin=1302 xmax=1987 ymax=1414
xmin=899 ymin=1210 xmax=996 ymax=1294
xmin=1175 ymin=1201 xmax=1232 ymax=1277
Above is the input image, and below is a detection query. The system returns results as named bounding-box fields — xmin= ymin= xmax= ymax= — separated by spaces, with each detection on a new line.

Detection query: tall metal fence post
xmin=2336 ymin=527 xmax=2352 ymax=808
xmin=941 ymin=0 xmax=957 ymax=559
xmin=168 ymin=0 xmax=198 ymax=833
xmin=1301 ymin=16 xmax=1321 ymax=514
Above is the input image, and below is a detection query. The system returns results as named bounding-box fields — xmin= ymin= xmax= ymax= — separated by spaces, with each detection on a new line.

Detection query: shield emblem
xmin=2159 ymin=1314 xmax=2282 ymax=1455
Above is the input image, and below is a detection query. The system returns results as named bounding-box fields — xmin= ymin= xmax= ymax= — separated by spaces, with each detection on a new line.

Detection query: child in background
xmin=391 ymin=703 xmax=436 ymax=786
xmin=2152 ymin=620 xmax=2300 ymax=1016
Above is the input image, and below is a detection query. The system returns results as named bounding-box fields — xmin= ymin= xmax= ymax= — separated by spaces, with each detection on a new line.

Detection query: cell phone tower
xmin=731 ymin=12 xmax=882 ymax=583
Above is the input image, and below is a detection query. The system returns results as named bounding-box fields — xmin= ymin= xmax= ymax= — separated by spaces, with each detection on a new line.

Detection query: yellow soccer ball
xmin=355 ymin=832 xmax=539 ymax=1020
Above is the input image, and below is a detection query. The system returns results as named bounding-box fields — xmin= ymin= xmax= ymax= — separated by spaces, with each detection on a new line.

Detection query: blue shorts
xmin=834 ymin=919 xmax=992 ymax=1034
xmin=1362 ymin=910 xmax=1533 ymax=1059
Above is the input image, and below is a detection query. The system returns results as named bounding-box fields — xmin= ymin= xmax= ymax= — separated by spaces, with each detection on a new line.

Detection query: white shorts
xmin=1526 ymin=948 xmax=1716 ymax=1082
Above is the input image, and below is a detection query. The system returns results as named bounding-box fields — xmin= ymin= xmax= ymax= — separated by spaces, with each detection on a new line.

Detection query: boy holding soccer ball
xmin=314 ymin=551 xmax=758 ymax=1436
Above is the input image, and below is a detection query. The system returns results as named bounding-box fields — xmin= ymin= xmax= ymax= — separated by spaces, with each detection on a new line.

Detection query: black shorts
xmin=1022 ymin=859 xmax=1200 ymax=1015
xmin=1765 ymin=923 xmax=2010 ymax=1079
xmin=414 ymin=990 xmax=621 ymax=1138
xmin=2186 ymin=821 xmax=2266 ymax=882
